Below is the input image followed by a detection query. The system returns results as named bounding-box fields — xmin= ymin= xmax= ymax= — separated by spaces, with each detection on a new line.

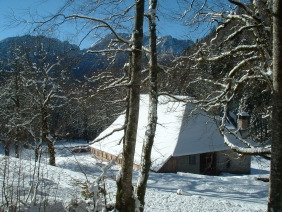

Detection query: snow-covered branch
xmin=173 ymin=0 xmax=273 ymax=155
xmin=89 ymin=126 xmax=125 ymax=144
xmin=224 ymin=135 xmax=271 ymax=155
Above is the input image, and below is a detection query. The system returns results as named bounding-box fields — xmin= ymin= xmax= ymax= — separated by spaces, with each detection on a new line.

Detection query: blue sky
xmin=0 ymin=0 xmax=214 ymax=49
xmin=0 ymin=1 xmax=66 ymax=41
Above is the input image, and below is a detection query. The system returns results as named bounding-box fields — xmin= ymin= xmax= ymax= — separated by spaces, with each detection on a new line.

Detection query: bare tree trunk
xmin=136 ymin=0 xmax=158 ymax=211
xmin=15 ymin=141 xmax=20 ymax=158
xmin=123 ymin=53 xmax=132 ymax=146
xmin=41 ymin=106 xmax=55 ymax=166
xmin=14 ymin=70 xmax=20 ymax=159
xmin=268 ymin=0 xmax=282 ymax=211
xmin=115 ymin=1 xmax=144 ymax=211
xmin=4 ymin=141 xmax=10 ymax=156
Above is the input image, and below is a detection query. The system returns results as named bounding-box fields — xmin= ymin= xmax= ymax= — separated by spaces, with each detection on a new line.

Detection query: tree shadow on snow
xmin=142 ymin=171 xmax=268 ymax=205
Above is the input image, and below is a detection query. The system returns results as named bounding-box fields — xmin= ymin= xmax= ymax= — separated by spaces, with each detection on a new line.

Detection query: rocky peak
xmin=89 ymin=33 xmax=193 ymax=55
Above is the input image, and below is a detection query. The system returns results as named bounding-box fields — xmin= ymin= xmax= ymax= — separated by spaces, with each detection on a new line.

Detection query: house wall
xmin=200 ymin=152 xmax=217 ymax=175
xmin=177 ymin=154 xmax=200 ymax=174
xmin=90 ymin=147 xmax=140 ymax=169
xmin=157 ymin=154 xmax=200 ymax=174
xmin=91 ymin=146 xmax=250 ymax=175
xmin=216 ymin=150 xmax=251 ymax=174
xmin=158 ymin=150 xmax=251 ymax=175
xmin=91 ymin=147 xmax=122 ymax=164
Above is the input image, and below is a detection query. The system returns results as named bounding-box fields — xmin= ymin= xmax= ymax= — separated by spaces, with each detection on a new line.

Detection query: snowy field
xmin=0 ymin=141 xmax=269 ymax=211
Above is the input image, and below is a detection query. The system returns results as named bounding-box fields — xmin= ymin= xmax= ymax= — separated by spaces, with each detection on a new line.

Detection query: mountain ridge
xmin=89 ymin=33 xmax=193 ymax=55
xmin=0 ymin=34 xmax=193 ymax=79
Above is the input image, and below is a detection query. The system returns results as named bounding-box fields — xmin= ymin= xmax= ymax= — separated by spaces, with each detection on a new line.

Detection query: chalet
xmin=89 ymin=95 xmax=252 ymax=175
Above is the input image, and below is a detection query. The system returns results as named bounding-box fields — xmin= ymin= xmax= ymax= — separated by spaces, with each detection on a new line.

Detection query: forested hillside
xmin=0 ymin=34 xmax=193 ymax=152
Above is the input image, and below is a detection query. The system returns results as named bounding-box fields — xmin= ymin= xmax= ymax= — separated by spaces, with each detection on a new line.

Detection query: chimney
xmin=237 ymin=112 xmax=249 ymax=139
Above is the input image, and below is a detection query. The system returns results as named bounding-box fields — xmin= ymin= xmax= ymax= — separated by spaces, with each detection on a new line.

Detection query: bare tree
xmin=27 ymin=1 xmax=145 ymax=210
xmin=135 ymin=0 xmax=158 ymax=211
xmin=175 ymin=0 xmax=282 ymax=211
xmin=175 ymin=0 xmax=272 ymax=156
xmin=0 ymin=42 xmax=35 ymax=157
xmin=115 ymin=1 xmax=145 ymax=211
xmin=268 ymin=0 xmax=282 ymax=210
xmin=21 ymin=36 xmax=70 ymax=166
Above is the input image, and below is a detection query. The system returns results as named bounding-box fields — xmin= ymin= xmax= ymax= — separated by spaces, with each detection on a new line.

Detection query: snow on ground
xmin=0 ymin=141 xmax=270 ymax=211
xmin=139 ymin=155 xmax=269 ymax=212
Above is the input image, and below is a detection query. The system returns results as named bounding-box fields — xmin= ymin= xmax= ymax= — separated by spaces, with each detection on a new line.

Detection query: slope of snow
xmin=0 ymin=141 xmax=269 ymax=211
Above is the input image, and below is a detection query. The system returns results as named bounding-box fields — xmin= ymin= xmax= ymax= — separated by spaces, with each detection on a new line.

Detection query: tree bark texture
xmin=15 ymin=141 xmax=20 ymax=158
xmin=41 ymin=105 xmax=55 ymax=166
xmin=268 ymin=0 xmax=282 ymax=211
xmin=115 ymin=1 xmax=144 ymax=212
xmin=136 ymin=0 xmax=158 ymax=211
xmin=4 ymin=141 xmax=10 ymax=156
xmin=14 ymin=65 xmax=20 ymax=158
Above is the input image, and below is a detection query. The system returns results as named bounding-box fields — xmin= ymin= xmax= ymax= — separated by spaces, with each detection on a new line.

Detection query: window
xmin=189 ymin=155 xmax=196 ymax=165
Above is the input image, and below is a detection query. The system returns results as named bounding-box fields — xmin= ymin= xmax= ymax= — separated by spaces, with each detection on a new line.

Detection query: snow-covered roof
xmin=90 ymin=95 xmax=247 ymax=172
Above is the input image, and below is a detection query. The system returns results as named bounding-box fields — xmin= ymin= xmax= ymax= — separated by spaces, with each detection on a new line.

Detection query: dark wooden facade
xmin=157 ymin=150 xmax=251 ymax=175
